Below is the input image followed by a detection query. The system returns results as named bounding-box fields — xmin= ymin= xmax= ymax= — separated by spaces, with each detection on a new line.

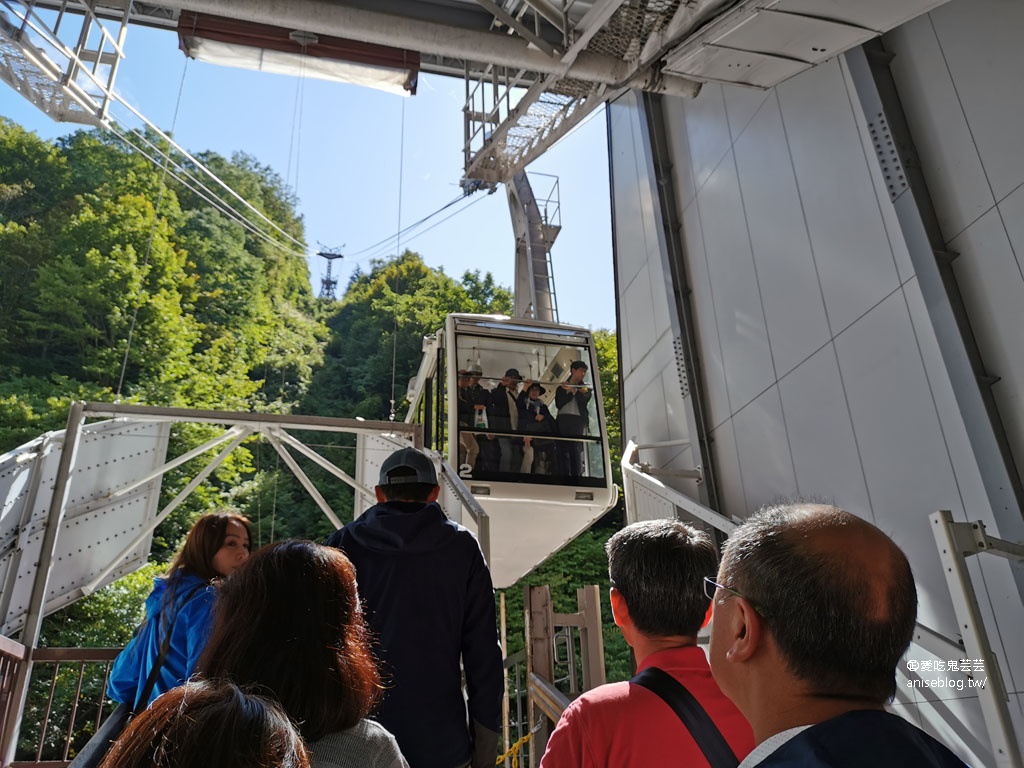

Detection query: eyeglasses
xmin=703 ymin=576 xmax=771 ymax=618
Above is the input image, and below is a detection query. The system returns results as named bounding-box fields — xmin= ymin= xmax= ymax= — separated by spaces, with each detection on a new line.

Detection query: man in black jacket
xmin=490 ymin=368 xmax=524 ymax=473
xmin=554 ymin=360 xmax=593 ymax=477
xmin=326 ymin=447 xmax=503 ymax=768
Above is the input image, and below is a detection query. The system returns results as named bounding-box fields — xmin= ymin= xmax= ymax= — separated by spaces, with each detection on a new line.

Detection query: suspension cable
xmin=107 ymin=124 xmax=307 ymax=260
xmin=363 ymin=192 xmax=488 ymax=263
xmin=389 ymin=98 xmax=406 ymax=421
xmin=114 ymin=39 xmax=188 ymax=399
xmin=346 ymin=192 xmax=467 ymax=258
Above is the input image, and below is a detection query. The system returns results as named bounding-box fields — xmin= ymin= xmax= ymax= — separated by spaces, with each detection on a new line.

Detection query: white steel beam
xmin=2 ymin=403 xmax=84 ymax=767
xmin=269 ymin=428 xmax=374 ymax=502
xmin=157 ymin=0 xmax=632 ymax=84
xmin=264 ymin=429 xmax=343 ymax=530
xmin=473 ymin=0 xmax=561 ymax=58
xmin=79 ymin=425 xmax=254 ymax=596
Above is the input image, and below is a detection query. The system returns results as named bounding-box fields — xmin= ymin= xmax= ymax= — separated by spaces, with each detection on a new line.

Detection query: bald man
xmin=708 ymin=504 xmax=967 ymax=767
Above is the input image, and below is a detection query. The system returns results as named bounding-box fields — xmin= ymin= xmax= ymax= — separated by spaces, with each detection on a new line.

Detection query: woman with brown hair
xmin=107 ymin=511 xmax=252 ymax=710
xmin=97 ymin=679 xmax=309 ymax=768
xmin=199 ymin=539 xmax=408 ymax=768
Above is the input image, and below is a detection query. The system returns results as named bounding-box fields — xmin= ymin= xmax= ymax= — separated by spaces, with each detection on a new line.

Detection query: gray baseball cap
xmin=378 ymin=447 xmax=438 ymax=486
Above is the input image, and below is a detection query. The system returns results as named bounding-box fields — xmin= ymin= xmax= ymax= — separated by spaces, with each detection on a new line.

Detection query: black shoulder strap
xmin=631 ymin=666 xmax=739 ymax=768
xmin=133 ymin=582 xmax=207 ymax=712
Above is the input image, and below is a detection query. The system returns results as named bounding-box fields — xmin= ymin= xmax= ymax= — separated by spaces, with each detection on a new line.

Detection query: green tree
xmin=303 ymin=251 xmax=513 ymax=420
xmin=0 ymin=118 xmax=70 ymax=223
xmin=18 ymin=190 xmax=197 ymax=389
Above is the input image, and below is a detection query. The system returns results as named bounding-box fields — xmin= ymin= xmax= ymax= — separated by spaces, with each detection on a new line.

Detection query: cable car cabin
xmin=406 ymin=314 xmax=617 ymax=586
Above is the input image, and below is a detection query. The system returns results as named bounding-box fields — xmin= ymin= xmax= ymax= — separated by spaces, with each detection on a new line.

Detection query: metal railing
xmin=6 ymin=648 xmax=118 ymax=768
xmin=0 ymin=635 xmax=28 ymax=766
xmin=930 ymin=511 xmax=1023 ymax=768
xmin=4 ymin=582 xmax=605 ymax=768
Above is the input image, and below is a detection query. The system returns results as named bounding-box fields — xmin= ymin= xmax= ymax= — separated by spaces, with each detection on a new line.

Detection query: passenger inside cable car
xmin=449 ymin=329 xmax=608 ymax=488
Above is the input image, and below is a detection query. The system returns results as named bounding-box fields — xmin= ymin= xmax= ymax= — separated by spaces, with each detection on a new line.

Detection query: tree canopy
xmin=304 ymin=250 xmax=512 ymax=419
xmin=0 ymin=118 xmax=628 ymax=722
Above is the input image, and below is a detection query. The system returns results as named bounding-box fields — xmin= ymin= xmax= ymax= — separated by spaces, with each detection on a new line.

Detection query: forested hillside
xmin=1 ymin=119 xmax=624 ymax=677
xmin=0 ymin=118 xmax=518 ymax=546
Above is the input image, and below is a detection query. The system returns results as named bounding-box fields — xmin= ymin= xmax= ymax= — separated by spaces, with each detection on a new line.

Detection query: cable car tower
xmin=507 ymin=171 xmax=561 ymax=322
xmin=317 ymin=249 xmax=344 ymax=300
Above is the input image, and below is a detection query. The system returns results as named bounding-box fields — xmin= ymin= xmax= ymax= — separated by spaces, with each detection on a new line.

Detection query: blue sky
xmin=0 ymin=24 xmax=616 ymax=330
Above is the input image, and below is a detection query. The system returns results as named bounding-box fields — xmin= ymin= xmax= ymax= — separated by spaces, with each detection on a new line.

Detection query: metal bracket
xmin=931 ymin=510 xmax=1023 ymax=767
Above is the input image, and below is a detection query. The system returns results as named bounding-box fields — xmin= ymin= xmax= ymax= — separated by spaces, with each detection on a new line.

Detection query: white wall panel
xmin=733 ymin=95 xmax=831 ymax=378
xmin=841 ymin=57 xmax=916 ymax=284
xmin=832 ymin=291 xmax=962 ymax=630
xmin=886 ymin=18 xmax=993 ymax=240
xmin=698 ymin=153 xmax=774 ymax=411
xmin=1012 ymin=696 xmax=1024 ymax=759
xmin=948 ymin=209 xmax=1024 ymax=483
xmin=661 ymin=359 xmax=690 ymax=445
xmin=609 ymin=93 xmax=695 ymax=485
xmin=624 ymin=331 xmax=673 ymax=414
xmin=682 ymin=83 xmax=732 ymax=192
xmin=621 ymin=263 xmax=658 ymax=377
xmin=634 ymin=365 xmax=672 ymax=445
xmin=661 ymin=97 xmax=698 ymax=211
xmin=928 ymin=1 xmax=1024 ymax=203
xmin=731 ymin=386 xmax=797 ymax=509
xmin=777 ymin=344 xmax=871 ymax=513
xmin=722 ymin=85 xmax=771 ymax=145
xmin=778 ymin=59 xmax=901 ymax=334
xmin=709 ymin=419 xmax=746 ymax=517
xmin=681 ymin=202 xmax=730 ymax=429
xmin=1000 ymin=184 xmax=1024 ymax=289
xmin=609 ymin=101 xmax=653 ymax=292
xmin=902 ymin=279 xmax=990 ymax=521
xmin=608 ymin=0 xmax=1024 ymax=759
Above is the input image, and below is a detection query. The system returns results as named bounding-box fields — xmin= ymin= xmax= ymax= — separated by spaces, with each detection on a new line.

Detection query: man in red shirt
xmin=539 ymin=519 xmax=754 ymax=768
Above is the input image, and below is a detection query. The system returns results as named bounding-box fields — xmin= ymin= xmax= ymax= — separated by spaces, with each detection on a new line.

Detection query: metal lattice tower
xmin=317 ymin=250 xmax=344 ymax=300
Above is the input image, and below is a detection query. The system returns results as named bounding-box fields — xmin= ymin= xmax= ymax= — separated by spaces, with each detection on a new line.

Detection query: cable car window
xmin=452 ymin=333 xmax=606 ymax=487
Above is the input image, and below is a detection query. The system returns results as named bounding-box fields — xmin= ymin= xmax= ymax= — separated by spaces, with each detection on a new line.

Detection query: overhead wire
xmin=286 ymin=36 xmax=308 ymax=196
xmin=99 ymin=90 xmax=308 ymax=253
xmin=107 ymin=123 xmax=308 ymax=261
xmin=389 ymin=97 xmax=406 ymax=421
xmin=363 ymin=192 xmax=489 ymax=263
xmin=113 ymin=51 xmax=188 ymax=400
xmin=345 ymin=191 xmax=469 ymax=259
xmin=345 ymin=104 xmax=609 ymax=266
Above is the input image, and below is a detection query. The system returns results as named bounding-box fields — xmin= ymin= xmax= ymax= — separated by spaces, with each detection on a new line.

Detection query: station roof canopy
xmin=4 ymin=0 xmax=953 ymax=182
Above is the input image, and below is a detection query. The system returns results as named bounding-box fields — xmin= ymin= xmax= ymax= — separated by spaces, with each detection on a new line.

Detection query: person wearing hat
xmin=519 ymin=380 xmax=556 ymax=473
xmin=325 ymin=447 xmax=503 ymax=768
xmin=465 ymin=365 xmax=500 ymax=473
xmin=554 ymin=360 xmax=593 ymax=477
xmin=458 ymin=370 xmax=481 ymax=473
xmin=456 ymin=368 xmax=484 ymax=472
xmin=489 ymin=368 xmax=525 ymax=473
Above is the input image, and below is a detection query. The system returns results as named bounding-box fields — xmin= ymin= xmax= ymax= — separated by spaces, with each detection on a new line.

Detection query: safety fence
xmin=1 ymin=583 xmax=605 ymax=768
xmin=3 ymin=647 xmax=117 ymax=767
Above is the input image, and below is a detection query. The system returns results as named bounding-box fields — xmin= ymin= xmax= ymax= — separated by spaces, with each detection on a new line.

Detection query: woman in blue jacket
xmin=107 ymin=511 xmax=252 ymax=710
